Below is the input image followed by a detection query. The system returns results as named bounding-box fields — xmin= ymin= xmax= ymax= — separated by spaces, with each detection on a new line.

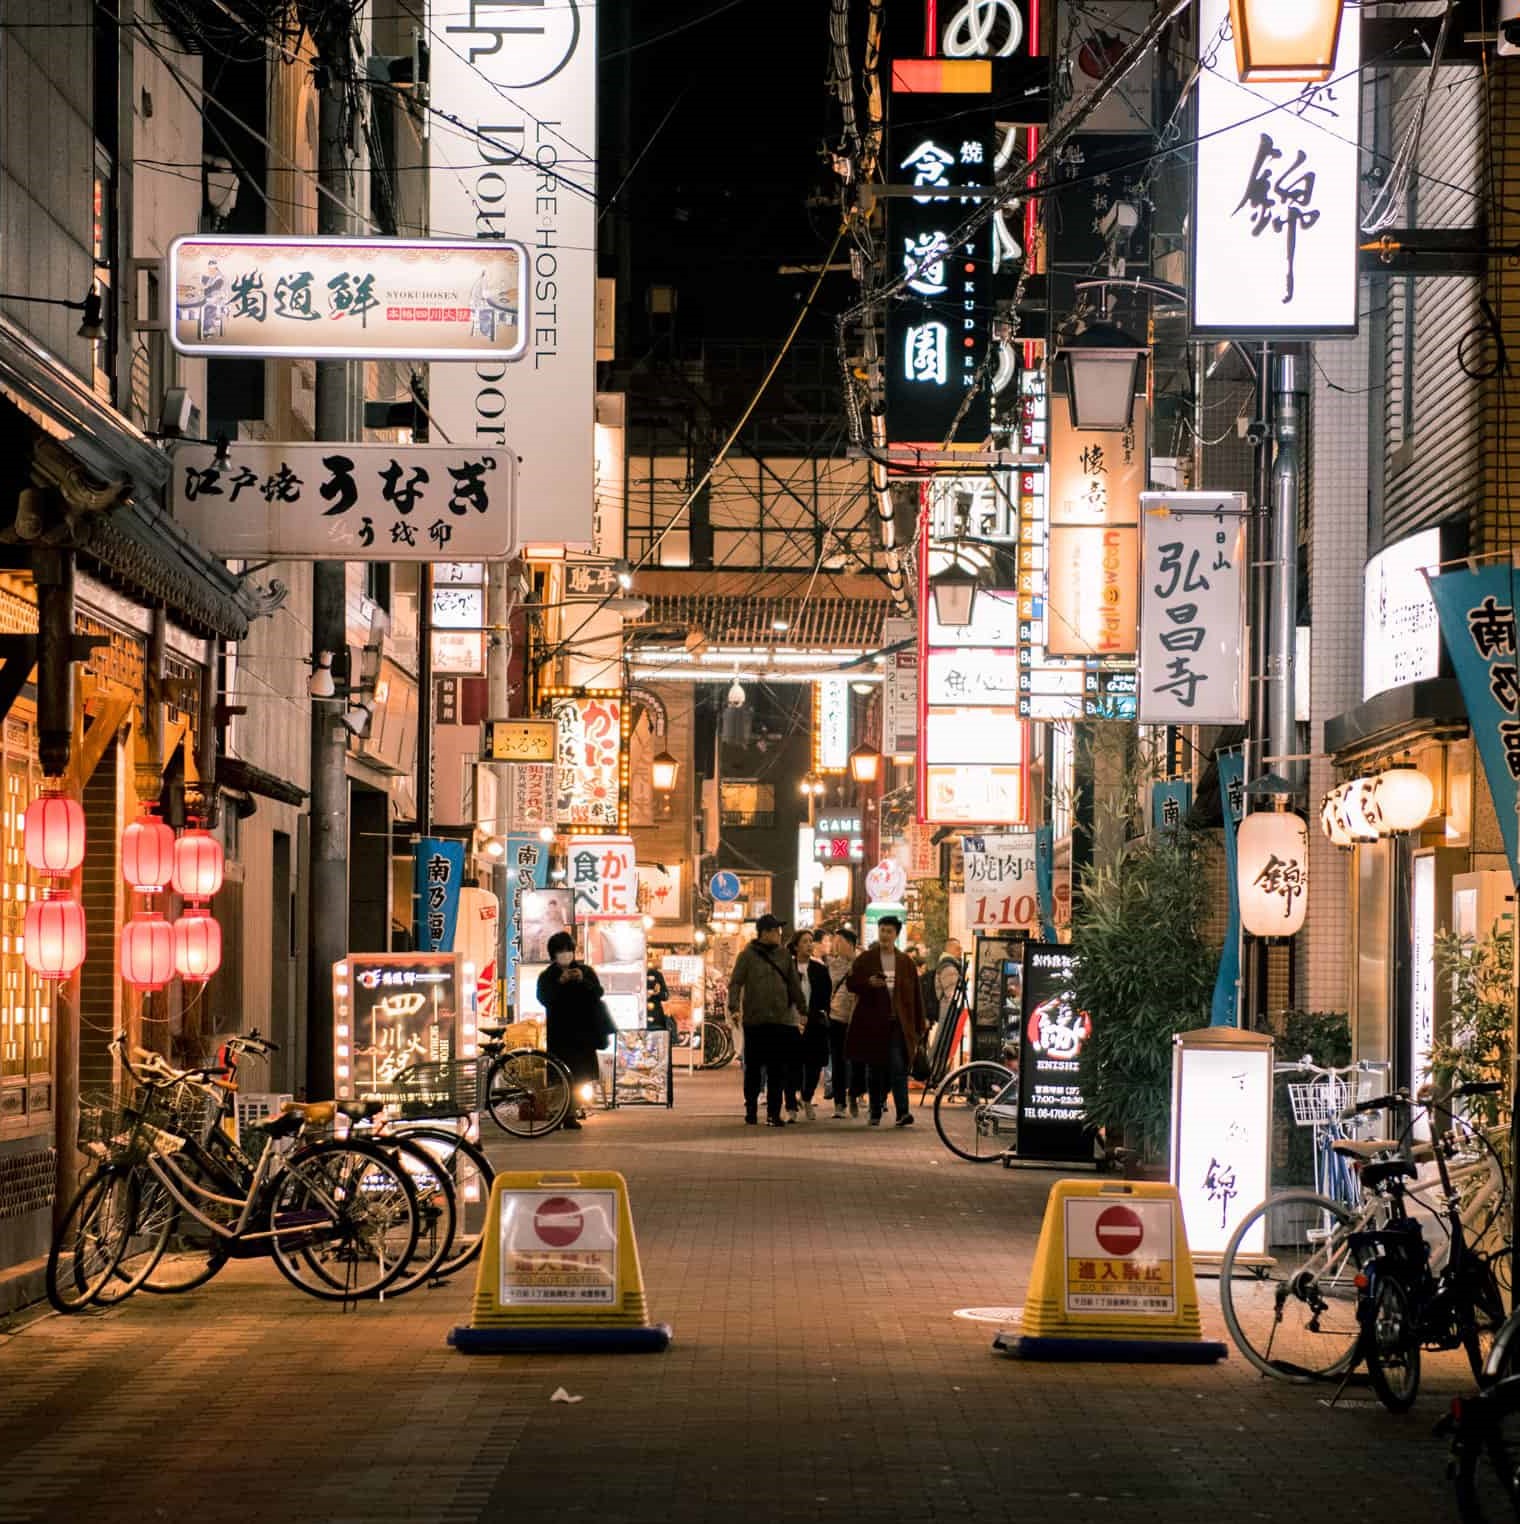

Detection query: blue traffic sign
xmin=709 ymin=871 xmax=742 ymax=903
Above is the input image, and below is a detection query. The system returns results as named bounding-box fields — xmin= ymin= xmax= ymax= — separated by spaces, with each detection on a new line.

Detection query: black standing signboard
xmin=1015 ymin=943 xmax=1094 ymax=1163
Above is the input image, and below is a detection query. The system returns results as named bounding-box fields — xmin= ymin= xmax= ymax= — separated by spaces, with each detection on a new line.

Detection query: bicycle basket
xmin=77 ymin=1087 xmax=186 ymax=1162
xmin=1287 ymin=1079 xmax=1352 ymax=1127
xmin=361 ymin=1059 xmax=476 ymax=1119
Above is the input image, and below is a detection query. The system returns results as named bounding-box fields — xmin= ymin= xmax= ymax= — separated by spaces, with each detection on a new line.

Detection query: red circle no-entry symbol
xmin=1094 ymin=1204 xmax=1145 ymax=1257
xmin=533 ymin=1196 xmax=585 ymax=1248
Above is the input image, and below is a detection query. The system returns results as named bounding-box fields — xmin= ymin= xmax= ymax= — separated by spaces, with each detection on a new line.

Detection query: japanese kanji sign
xmin=1063 ymin=1196 xmax=1176 ymax=1317
xmin=567 ymin=836 xmax=636 ymax=918
xmin=1137 ymin=492 xmax=1249 ymax=725
xmin=1428 ymin=563 xmax=1520 ymax=878
xmin=503 ymin=835 xmax=550 ymax=1005
xmin=1050 ymin=396 xmax=1147 ymax=528
xmin=550 ymin=695 xmax=623 ymax=830
xmin=1191 ymin=0 xmax=1361 ymax=335
xmin=169 ymin=236 xmax=527 ymax=359
xmin=962 ymin=833 xmax=1039 ymax=931
xmin=485 ymin=719 xmax=557 ymax=764
xmin=413 ymin=838 xmax=466 ymax=952
xmin=509 ymin=763 xmax=555 ymax=832
xmin=170 ymin=442 xmax=515 ymax=561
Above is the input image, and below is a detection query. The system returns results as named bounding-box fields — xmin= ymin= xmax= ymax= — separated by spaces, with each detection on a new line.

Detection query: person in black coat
xmin=789 ymin=930 xmax=834 ymax=1121
xmin=536 ymin=930 xmax=612 ymax=1130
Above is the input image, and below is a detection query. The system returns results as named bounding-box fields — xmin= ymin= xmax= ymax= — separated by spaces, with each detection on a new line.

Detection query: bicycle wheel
xmin=1364 ymin=1269 xmax=1421 ymax=1412
xmin=387 ymin=1126 xmax=494 ymax=1279
xmin=701 ymin=1023 xmax=735 ymax=1070
xmin=1461 ymin=1254 xmax=1510 ymax=1384
xmin=46 ymin=1168 xmax=131 ymax=1314
xmin=267 ymin=1141 xmax=419 ymax=1302
xmin=1455 ymin=1379 xmax=1520 ymax=1523
xmin=933 ymin=1062 xmax=1017 ymax=1163
xmin=1218 ymin=1190 xmax=1364 ymax=1381
xmin=141 ymin=1151 xmax=235 ymax=1294
xmin=485 ymin=1049 xmax=572 ymax=1137
xmin=95 ymin=1166 xmax=176 ymax=1306
xmin=363 ymin=1135 xmax=457 ymax=1297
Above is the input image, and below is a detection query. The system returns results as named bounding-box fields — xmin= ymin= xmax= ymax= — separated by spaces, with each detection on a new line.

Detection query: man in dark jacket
xmin=846 ymin=915 xmax=929 ymax=1126
xmin=728 ymin=913 xmax=807 ymax=1126
xmin=536 ymin=930 xmax=612 ymax=1130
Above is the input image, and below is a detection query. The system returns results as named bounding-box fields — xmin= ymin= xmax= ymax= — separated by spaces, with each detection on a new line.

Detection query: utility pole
xmin=307 ymin=65 xmax=357 ymax=1100
xmin=487 ymin=562 xmax=512 ymax=1004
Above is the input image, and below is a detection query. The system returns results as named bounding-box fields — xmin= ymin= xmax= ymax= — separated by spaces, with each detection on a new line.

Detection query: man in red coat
xmin=845 ymin=915 xmax=928 ymax=1127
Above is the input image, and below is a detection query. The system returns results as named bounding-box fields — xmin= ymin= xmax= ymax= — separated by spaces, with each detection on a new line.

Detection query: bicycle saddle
xmin=281 ymin=1100 xmax=337 ymax=1126
xmin=1330 ymin=1139 xmax=1400 ymax=1160
xmin=336 ymin=1098 xmax=384 ymax=1123
xmin=1359 ymin=1159 xmax=1418 ymax=1192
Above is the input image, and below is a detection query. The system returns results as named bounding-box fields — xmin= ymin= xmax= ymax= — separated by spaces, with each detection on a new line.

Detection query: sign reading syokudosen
xmin=428 ymin=0 xmax=597 ymax=550
xmin=1190 ymin=0 xmax=1361 ymax=335
xmin=169 ymin=442 xmax=515 ymax=560
xmin=169 ymin=237 xmax=526 ymax=360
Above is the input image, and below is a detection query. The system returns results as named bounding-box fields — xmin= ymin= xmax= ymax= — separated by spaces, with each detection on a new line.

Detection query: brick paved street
xmin=0 ymin=1069 xmax=1481 ymax=1523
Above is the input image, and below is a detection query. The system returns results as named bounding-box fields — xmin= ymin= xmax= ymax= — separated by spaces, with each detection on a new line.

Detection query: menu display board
xmin=1015 ymin=944 xmax=1094 ymax=1163
xmin=336 ymin=952 xmax=460 ymax=1094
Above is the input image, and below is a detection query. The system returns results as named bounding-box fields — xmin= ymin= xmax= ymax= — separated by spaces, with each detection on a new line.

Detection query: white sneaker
xmin=802 ymin=1100 xmax=816 ymax=1121
xmin=832 ymin=1104 xmax=847 ymax=1119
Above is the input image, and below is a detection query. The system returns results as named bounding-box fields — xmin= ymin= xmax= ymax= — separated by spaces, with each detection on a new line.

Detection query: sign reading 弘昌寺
xmin=169 ymin=236 xmax=527 ymax=360
xmin=170 ymin=442 xmax=514 ymax=561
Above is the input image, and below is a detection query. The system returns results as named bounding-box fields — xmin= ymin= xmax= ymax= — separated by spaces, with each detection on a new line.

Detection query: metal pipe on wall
xmin=1268 ymin=350 xmax=1306 ymax=796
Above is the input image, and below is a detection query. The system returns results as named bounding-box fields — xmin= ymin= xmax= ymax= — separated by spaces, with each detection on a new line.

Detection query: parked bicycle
xmin=1218 ymin=1081 xmax=1508 ymax=1384
xmin=932 ymin=1056 xmax=1018 ymax=1163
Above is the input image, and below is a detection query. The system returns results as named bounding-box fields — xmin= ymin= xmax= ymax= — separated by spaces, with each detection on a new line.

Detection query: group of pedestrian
xmin=727 ymin=913 xmax=932 ymax=1128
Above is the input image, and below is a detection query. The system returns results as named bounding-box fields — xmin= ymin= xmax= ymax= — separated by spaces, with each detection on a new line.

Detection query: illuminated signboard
xmin=1046 ymin=526 xmax=1139 ymax=657
xmin=547 ymin=691 xmax=626 ymax=833
xmin=1363 ymin=526 xmax=1448 ymax=702
xmin=1050 ymin=396 xmax=1147 ymax=527
xmin=814 ymin=680 xmax=851 ymax=772
xmin=1015 ymin=944 xmax=1092 ymax=1163
xmin=814 ymin=815 xmax=865 ymax=863
xmin=169 ymin=236 xmax=526 ymax=360
xmin=334 ymin=951 xmax=462 ymax=1096
xmin=1191 ymin=0 xmax=1361 ymax=336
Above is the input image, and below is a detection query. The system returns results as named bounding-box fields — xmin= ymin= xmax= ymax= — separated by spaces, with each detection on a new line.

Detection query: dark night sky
xmin=606 ymin=0 xmax=848 ymax=347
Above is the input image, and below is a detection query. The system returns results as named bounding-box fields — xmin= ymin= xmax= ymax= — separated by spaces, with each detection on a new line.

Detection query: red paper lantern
xmin=24 ymin=892 xmax=86 ymax=980
xmin=119 ymin=910 xmax=175 ymax=990
xmin=122 ymin=811 xmax=176 ymax=892
xmin=172 ymin=828 xmax=224 ymax=901
xmin=172 ymin=908 xmax=222 ymax=983
xmin=24 ymin=792 xmax=86 ymax=875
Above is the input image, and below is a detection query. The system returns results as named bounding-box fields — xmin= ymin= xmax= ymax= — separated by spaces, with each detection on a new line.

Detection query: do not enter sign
xmin=533 ymin=1196 xmax=585 ymax=1248
xmin=1094 ymin=1204 xmax=1144 ymax=1257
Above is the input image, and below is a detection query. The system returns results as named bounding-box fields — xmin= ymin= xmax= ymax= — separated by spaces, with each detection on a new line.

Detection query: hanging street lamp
xmin=1055 ymin=320 xmax=1148 ymax=432
xmin=173 ymin=907 xmax=223 ymax=983
xmin=1237 ymin=809 xmax=1309 ymax=938
xmin=849 ymin=744 xmax=882 ymax=787
xmin=122 ymin=808 xmax=176 ymax=893
xmin=1230 ymin=0 xmax=1345 ymax=83
xmin=929 ymin=561 xmax=980 ymax=629
xmin=172 ymin=826 xmax=225 ymax=901
xmin=651 ymin=750 xmax=679 ymax=793
xmin=119 ymin=908 xmax=175 ymax=991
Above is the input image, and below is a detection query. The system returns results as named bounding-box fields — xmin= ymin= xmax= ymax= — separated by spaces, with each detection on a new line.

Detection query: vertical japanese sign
xmin=814 ymin=680 xmax=851 ymax=772
xmin=1211 ymin=749 xmax=1246 ymax=1026
xmin=1191 ymin=0 xmax=1361 ymax=335
xmin=509 ymin=763 xmax=555 ymax=831
xmin=567 ymin=835 xmax=637 ymax=918
xmin=880 ymin=616 xmax=920 ymax=756
xmin=1050 ymin=398 xmax=1146 ymax=528
xmin=503 ymin=835 xmax=550 ymax=1006
xmin=550 ymin=694 xmax=623 ymax=830
xmin=1428 ymin=564 xmax=1520 ymax=878
xmin=1016 ymin=943 xmax=1093 ymax=1164
xmin=428 ymin=0 xmax=598 ymax=548
xmin=1137 ymin=492 xmax=1249 ymax=724
xmin=1151 ymin=779 xmax=1194 ymax=835
xmin=413 ymin=838 xmax=466 ymax=952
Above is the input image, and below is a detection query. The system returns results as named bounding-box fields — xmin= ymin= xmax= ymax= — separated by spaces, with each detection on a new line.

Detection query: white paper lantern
xmin=1371 ymin=766 xmax=1434 ymax=834
xmin=1341 ymin=777 xmax=1382 ymax=842
xmin=1238 ymin=811 xmax=1309 ymax=938
xmin=1320 ymin=786 xmax=1354 ymax=849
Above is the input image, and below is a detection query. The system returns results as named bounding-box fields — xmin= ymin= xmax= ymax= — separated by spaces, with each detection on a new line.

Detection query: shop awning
xmin=217 ymin=755 xmax=308 ymax=809
xmin=1324 ymin=679 xmax=1468 ymax=761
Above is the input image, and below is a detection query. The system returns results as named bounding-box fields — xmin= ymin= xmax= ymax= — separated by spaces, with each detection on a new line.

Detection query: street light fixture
xmin=1230 ymin=0 xmax=1344 ymax=83
xmin=929 ymin=560 xmax=980 ymax=629
xmin=651 ymin=750 xmax=679 ymax=792
xmin=848 ymin=744 xmax=882 ymax=786
xmin=1056 ymin=320 xmax=1147 ymax=432
xmin=799 ymin=772 xmax=826 ymax=799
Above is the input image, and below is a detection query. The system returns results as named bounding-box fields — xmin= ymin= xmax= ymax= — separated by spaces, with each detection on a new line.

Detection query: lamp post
xmin=929 ymin=561 xmax=980 ymax=629
xmin=1055 ymin=320 xmax=1148 ymax=432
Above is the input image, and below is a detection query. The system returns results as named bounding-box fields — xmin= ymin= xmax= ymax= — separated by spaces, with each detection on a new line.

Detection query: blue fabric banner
xmin=414 ymin=838 xmax=466 ymax=953
xmin=503 ymin=834 xmax=551 ymax=1005
xmin=1428 ymin=563 xmax=1520 ymax=879
xmin=1211 ymin=750 xmax=1245 ymax=1027
xmin=1035 ymin=825 xmax=1057 ymax=942
xmin=1151 ymin=779 xmax=1194 ymax=835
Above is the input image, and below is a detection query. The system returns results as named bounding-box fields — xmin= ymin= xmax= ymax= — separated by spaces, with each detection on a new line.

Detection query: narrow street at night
xmin=0 ymin=1072 xmax=1479 ymax=1524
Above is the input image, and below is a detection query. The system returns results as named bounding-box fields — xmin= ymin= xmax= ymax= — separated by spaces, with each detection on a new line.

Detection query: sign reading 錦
xmin=1137 ymin=492 xmax=1249 ymax=725
xmin=485 ymin=719 xmax=557 ymax=764
xmin=1191 ymin=0 xmax=1361 ymax=335
xmin=962 ymin=833 xmax=1039 ymax=931
xmin=1016 ymin=943 xmax=1093 ymax=1163
xmin=428 ymin=0 xmax=598 ymax=550
xmin=169 ymin=236 xmax=526 ymax=359
xmin=171 ymin=442 xmax=513 ymax=561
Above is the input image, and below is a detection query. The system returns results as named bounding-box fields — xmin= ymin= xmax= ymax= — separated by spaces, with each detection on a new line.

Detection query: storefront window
xmin=1354 ymin=840 xmax=1392 ymax=1071
xmin=0 ymin=715 xmax=52 ymax=1126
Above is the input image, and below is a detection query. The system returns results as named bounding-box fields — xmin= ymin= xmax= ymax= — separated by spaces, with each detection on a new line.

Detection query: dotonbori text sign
xmin=168 ymin=237 xmax=526 ymax=360
xmin=1191 ymin=0 xmax=1361 ymax=336
xmin=1016 ymin=943 xmax=1094 ymax=1163
xmin=1137 ymin=492 xmax=1249 ymax=725
xmin=171 ymin=442 xmax=514 ymax=560
xmin=428 ymin=0 xmax=597 ymax=550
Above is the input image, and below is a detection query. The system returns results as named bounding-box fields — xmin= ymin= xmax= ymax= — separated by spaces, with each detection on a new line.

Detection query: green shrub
xmin=1430 ymin=923 xmax=1513 ymax=1129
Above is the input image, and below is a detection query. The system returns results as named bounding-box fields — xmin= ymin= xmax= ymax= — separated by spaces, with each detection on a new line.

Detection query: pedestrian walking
xmin=824 ymin=926 xmax=865 ymax=1117
xmin=536 ymin=931 xmax=614 ymax=1130
xmin=789 ymin=930 xmax=833 ymax=1120
xmin=727 ymin=913 xmax=807 ymax=1126
xmin=846 ymin=916 xmax=928 ymax=1127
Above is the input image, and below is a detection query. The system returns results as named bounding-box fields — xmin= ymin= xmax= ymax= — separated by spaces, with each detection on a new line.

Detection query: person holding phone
xmin=845 ymin=916 xmax=928 ymax=1127
xmin=536 ymin=931 xmax=612 ymax=1130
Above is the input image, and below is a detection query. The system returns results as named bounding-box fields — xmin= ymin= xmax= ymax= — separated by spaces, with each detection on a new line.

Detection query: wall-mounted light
xmin=651 ymin=750 xmax=679 ymax=792
xmin=1371 ymin=765 xmax=1434 ymax=835
xmin=849 ymin=744 xmax=882 ymax=786
xmin=1230 ymin=0 xmax=1344 ymax=83
xmin=930 ymin=561 xmax=980 ymax=629
xmin=1056 ymin=320 xmax=1147 ymax=431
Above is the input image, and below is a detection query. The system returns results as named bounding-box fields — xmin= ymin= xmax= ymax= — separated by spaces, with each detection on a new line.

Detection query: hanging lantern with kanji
xmin=119 ymin=909 xmax=175 ymax=990
xmin=122 ymin=810 xmax=176 ymax=893
xmin=1238 ymin=810 xmax=1310 ymax=938
xmin=24 ymin=890 xmax=86 ymax=981
xmin=24 ymin=790 xmax=86 ymax=875
xmin=172 ymin=908 xmax=222 ymax=983
xmin=172 ymin=827 xmax=224 ymax=902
